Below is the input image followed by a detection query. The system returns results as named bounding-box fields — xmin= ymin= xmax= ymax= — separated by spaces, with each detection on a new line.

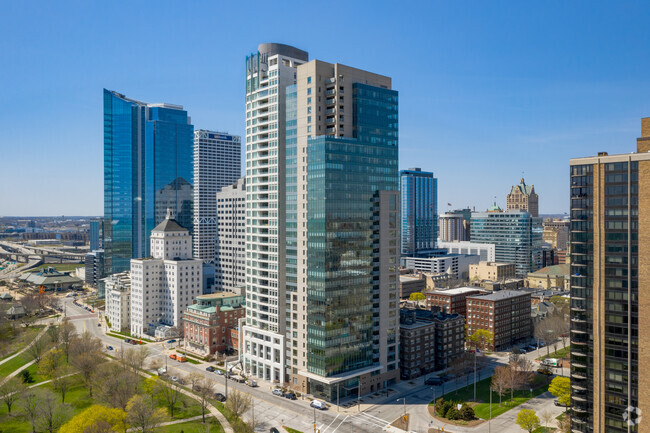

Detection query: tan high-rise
xmin=506 ymin=178 xmax=539 ymax=217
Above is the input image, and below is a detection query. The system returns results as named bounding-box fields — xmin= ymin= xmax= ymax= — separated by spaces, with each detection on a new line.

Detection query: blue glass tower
xmin=89 ymin=218 xmax=102 ymax=251
xmin=103 ymin=89 xmax=194 ymax=274
xmin=400 ymin=168 xmax=438 ymax=256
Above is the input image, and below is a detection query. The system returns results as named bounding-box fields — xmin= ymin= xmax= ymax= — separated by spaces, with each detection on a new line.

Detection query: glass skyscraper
xmin=470 ymin=210 xmax=542 ymax=278
xmin=103 ymin=89 xmax=194 ymax=274
xmin=400 ymin=168 xmax=438 ymax=256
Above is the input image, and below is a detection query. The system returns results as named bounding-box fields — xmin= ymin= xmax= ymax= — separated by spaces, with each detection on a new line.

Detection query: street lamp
xmin=396 ymin=398 xmax=406 ymax=427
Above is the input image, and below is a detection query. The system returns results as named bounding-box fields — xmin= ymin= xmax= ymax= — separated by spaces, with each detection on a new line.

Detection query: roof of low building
xmin=0 ymin=293 xmax=13 ymax=300
xmin=428 ymin=287 xmax=486 ymax=296
xmin=528 ymin=264 xmax=570 ymax=277
xmin=8 ymin=304 xmax=26 ymax=315
xmin=468 ymin=290 xmax=530 ymax=301
xmin=152 ymin=208 xmax=188 ymax=233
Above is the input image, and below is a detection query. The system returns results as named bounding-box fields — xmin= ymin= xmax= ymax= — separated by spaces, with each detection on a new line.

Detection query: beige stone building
xmin=526 ymin=264 xmax=570 ymax=290
xmin=542 ymin=218 xmax=569 ymax=249
xmin=469 ymin=261 xmax=516 ymax=281
xmin=506 ymin=178 xmax=539 ymax=217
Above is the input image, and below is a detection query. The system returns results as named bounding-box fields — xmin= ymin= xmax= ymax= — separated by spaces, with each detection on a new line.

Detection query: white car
xmin=170 ymin=376 xmax=179 ymax=382
xmin=310 ymin=400 xmax=327 ymax=410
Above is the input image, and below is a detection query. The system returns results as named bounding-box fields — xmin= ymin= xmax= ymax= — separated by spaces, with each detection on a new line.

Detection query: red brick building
xmin=425 ymin=287 xmax=485 ymax=317
xmin=183 ymin=292 xmax=245 ymax=356
xmin=466 ymin=290 xmax=532 ymax=351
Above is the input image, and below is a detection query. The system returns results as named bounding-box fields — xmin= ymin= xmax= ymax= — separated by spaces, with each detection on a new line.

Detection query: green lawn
xmin=284 ymin=428 xmax=304 ymax=433
xmin=433 ymin=376 xmax=550 ymax=420
xmin=27 ymin=263 xmax=82 ymax=273
xmin=21 ymin=362 xmax=49 ymax=384
xmin=0 ymin=325 xmax=44 ymax=360
xmin=0 ymin=351 xmax=34 ymax=378
xmin=539 ymin=346 xmax=571 ymax=361
xmin=157 ymin=418 xmax=225 ymax=433
xmin=106 ymin=333 xmax=149 ymax=344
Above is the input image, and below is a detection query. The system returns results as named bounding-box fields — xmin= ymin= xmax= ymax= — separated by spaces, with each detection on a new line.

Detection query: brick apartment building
xmin=183 ymin=292 xmax=245 ymax=356
xmin=465 ymin=290 xmax=532 ymax=351
xmin=425 ymin=287 xmax=486 ymax=317
xmin=399 ymin=308 xmax=465 ymax=379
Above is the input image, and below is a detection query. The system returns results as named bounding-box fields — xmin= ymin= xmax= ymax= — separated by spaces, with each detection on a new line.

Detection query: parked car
xmin=169 ymin=354 xmax=177 ymax=360
xmin=272 ymin=389 xmax=284 ymax=397
xmin=310 ymin=400 xmax=327 ymax=410
xmin=170 ymin=376 xmax=179 ymax=382
xmin=554 ymin=399 xmax=569 ymax=407
xmin=425 ymin=377 xmax=443 ymax=386
xmin=270 ymin=428 xmax=280 ymax=433
xmin=284 ymin=392 xmax=297 ymax=400
xmin=527 ymin=345 xmax=537 ymax=352
xmin=167 ymin=339 xmax=176 ymax=343
xmin=206 ymin=366 xmax=216 ymax=372
xmin=106 ymin=345 xmax=113 ymax=351
xmin=537 ymin=366 xmax=553 ymax=376
xmin=97 ymin=323 xmax=101 ymax=327
xmin=216 ymin=370 xmax=224 ymax=376
xmin=246 ymin=379 xmax=258 ymax=387
xmin=214 ymin=393 xmax=227 ymax=402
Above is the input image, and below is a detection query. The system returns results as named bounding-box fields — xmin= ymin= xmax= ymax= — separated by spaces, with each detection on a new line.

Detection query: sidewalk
xmin=0 ymin=324 xmax=49 ymax=366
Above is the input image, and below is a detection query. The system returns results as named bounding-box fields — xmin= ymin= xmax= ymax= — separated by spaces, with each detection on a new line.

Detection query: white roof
xmin=430 ymin=287 xmax=486 ymax=296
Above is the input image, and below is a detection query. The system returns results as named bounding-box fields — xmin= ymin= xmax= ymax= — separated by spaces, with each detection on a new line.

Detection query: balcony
xmin=326 ymin=117 xmax=336 ymax=125
xmin=325 ymin=108 xmax=336 ymax=115
xmin=326 ymin=98 xmax=336 ymax=106
xmin=325 ymin=89 xmax=336 ymax=96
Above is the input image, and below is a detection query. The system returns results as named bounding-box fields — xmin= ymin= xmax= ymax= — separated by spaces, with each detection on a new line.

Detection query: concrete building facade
xmin=403 ymin=254 xmax=480 ymax=280
xmin=104 ymin=271 xmax=131 ymax=333
xmin=469 ymin=261 xmax=516 ymax=281
xmin=130 ymin=210 xmax=202 ymax=338
xmin=438 ymin=240 xmax=496 ymax=262
xmin=425 ymin=287 xmax=486 ymax=317
xmin=438 ymin=213 xmax=466 ymax=242
xmin=192 ymin=130 xmax=241 ymax=264
xmin=214 ymin=178 xmax=246 ymax=295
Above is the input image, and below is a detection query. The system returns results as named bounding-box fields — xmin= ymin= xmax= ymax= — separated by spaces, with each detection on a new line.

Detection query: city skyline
xmin=3 ymin=1 xmax=650 ymax=216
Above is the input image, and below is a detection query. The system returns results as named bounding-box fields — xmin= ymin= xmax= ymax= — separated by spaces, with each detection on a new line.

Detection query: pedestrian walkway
xmin=126 ymin=415 xmax=208 ymax=432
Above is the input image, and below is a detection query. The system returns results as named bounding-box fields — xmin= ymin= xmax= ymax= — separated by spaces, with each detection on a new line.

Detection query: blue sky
xmin=1 ymin=1 xmax=649 ymax=216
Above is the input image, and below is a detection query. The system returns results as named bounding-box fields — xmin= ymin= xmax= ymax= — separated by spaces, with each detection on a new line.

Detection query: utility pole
xmin=357 ymin=379 xmax=361 ymax=412
xmin=474 ymin=349 xmax=477 ymax=401
xmin=313 ymin=407 xmax=316 ymax=432
xmin=225 ymin=367 xmax=229 ymax=399
xmin=488 ymin=387 xmax=492 ymax=433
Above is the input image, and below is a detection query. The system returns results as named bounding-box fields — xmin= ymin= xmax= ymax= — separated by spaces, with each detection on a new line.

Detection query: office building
xmin=104 ymin=271 xmax=131 ymax=333
xmin=569 ymin=118 xmax=650 ymax=432
xmin=214 ymin=178 xmax=246 ymax=294
xmin=469 ymin=261 xmax=516 ymax=281
xmin=466 ymin=290 xmax=531 ymax=350
xmin=129 ymin=209 xmax=202 ymax=339
xmin=84 ymin=249 xmax=106 ymax=288
xmin=401 ymin=168 xmax=438 ymax=255
xmin=438 ymin=240 xmax=496 ymax=262
xmin=470 ymin=210 xmax=542 ymax=278
xmin=403 ymin=254 xmax=480 ymax=280
xmin=425 ymin=286 xmax=486 ymax=317
xmin=192 ymin=130 xmax=241 ymax=264
xmin=242 ymin=43 xmax=309 ymax=385
xmin=183 ymin=292 xmax=245 ymax=356
xmin=89 ymin=218 xmax=103 ymax=251
xmin=439 ymin=213 xmax=466 ymax=242
xmin=103 ymin=89 xmax=194 ymax=275
xmin=290 ymin=60 xmax=400 ymax=400
xmin=506 ymin=177 xmax=539 ymax=217
xmin=399 ymin=273 xmax=427 ymax=299
xmin=542 ymin=218 xmax=569 ymax=250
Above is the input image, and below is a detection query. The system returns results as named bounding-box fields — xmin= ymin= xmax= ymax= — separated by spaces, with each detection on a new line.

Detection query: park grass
xmin=0 ymin=325 xmax=45 ymax=361
xmin=22 ymin=362 xmax=49 ymax=384
xmin=27 ymin=263 xmax=82 ymax=273
xmin=106 ymin=332 xmax=149 ymax=344
xmin=284 ymin=427 xmax=304 ymax=433
xmin=539 ymin=345 xmax=571 ymax=361
xmin=0 ymin=351 xmax=34 ymax=378
xmin=157 ymin=417 xmax=225 ymax=433
xmin=433 ymin=376 xmax=550 ymax=420
xmin=212 ymin=400 xmax=249 ymax=432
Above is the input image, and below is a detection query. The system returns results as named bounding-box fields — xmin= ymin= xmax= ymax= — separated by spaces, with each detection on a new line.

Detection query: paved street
xmin=64 ymin=296 xmax=567 ymax=433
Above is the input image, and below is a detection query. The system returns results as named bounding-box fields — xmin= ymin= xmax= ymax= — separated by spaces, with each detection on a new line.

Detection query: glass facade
xmin=470 ymin=211 xmax=542 ymax=278
xmin=570 ymin=161 xmax=639 ymax=433
xmin=103 ymin=89 xmax=193 ymax=274
xmin=400 ymin=168 xmax=437 ymax=256
xmin=306 ymin=83 xmax=398 ymax=379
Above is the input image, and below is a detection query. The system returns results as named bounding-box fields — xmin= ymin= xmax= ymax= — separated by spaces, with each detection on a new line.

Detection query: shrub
xmin=440 ymin=400 xmax=453 ymax=417
xmin=434 ymin=398 xmax=445 ymax=415
xmin=20 ymin=369 xmax=34 ymax=383
xmin=446 ymin=407 xmax=460 ymax=420
xmin=460 ymin=404 xmax=475 ymax=421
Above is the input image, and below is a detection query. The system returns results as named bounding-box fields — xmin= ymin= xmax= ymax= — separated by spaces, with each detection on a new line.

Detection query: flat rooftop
xmin=429 ymin=287 xmax=486 ymax=296
xmin=468 ymin=290 xmax=529 ymax=301
xmin=196 ymin=291 xmax=240 ymax=300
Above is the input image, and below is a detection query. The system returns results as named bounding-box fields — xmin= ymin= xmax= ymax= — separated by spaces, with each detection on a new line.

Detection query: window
xmin=307 ymin=76 xmax=311 ymax=84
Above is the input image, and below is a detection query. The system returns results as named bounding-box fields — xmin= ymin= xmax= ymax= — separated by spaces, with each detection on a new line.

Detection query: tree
xmin=126 ymin=394 xmax=167 ymax=433
xmin=549 ymin=376 xmax=571 ymax=407
xmin=148 ymin=358 xmax=162 ymax=372
xmin=188 ymin=371 xmax=204 ymax=391
xmin=468 ymin=329 xmax=494 ymax=350
xmin=196 ymin=377 xmax=216 ymax=423
xmin=27 ymin=333 xmax=47 ymax=364
xmin=491 ymin=366 xmax=509 ymax=406
xmin=515 ymin=409 xmax=540 ymax=433
xmin=59 ymin=404 xmax=128 ymax=433
xmin=37 ymin=390 xmax=71 ymax=433
xmin=505 ymin=363 xmax=526 ymax=401
xmin=95 ymin=363 xmax=138 ymax=410
xmin=20 ymin=293 xmax=41 ymax=315
xmin=20 ymin=369 xmax=34 ymax=384
xmin=53 ymin=365 xmax=74 ymax=403
xmin=540 ymin=410 xmax=554 ymax=430
xmin=408 ymin=292 xmax=425 ymax=302
xmin=153 ymin=376 xmax=182 ymax=418
xmin=459 ymin=403 xmax=475 ymax=421
xmin=120 ymin=346 xmax=151 ymax=373
xmin=22 ymin=388 xmax=40 ymax=433
xmin=226 ymin=389 xmax=252 ymax=419
xmin=71 ymin=332 xmax=104 ymax=397
xmin=38 ymin=348 xmax=64 ymax=379
xmin=58 ymin=318 xmax=76 ymax=363
xmin=0 ymin=376 xmax=25 ymax=413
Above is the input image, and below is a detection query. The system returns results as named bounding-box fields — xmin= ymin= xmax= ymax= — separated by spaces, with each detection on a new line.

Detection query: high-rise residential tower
xmin=103 ymin=89 xmax=194 ymax=274
xmin=193 ymin=130 xmax=241 ymax=264
xmin=89 ymin=218 xmax=103 ymax=251
xmin=506 ymin=177 xmax=539 ymax=217
xmin=287 ymin=60 xmax=399 ymax=400
xmin=214 ymin=178 xmax=246 ymax=294
xmin=470 ymin=210 xmax=542 ymax=278
xmin=400 ymin=168 xmax=438 ymax=256
xmin=568 ymin=118 xmax=650 ymax=432
xmin=242 ymin=44 xmax=309 ymax=384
